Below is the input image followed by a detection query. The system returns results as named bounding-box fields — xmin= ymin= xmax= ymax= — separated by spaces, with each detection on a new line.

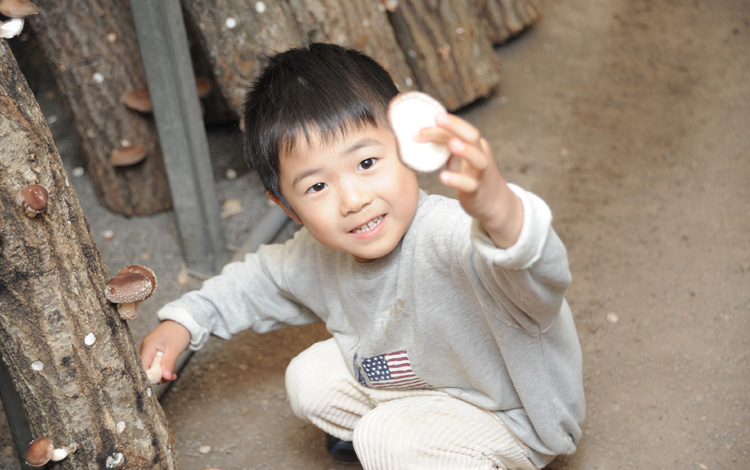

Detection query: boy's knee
xmin=352 ymin=396 xmax=530 ymax=470
xmin=352 ymin=399 xmax=435 ymax=464
xmin=285 ymin=339 xmax=351 ymax=420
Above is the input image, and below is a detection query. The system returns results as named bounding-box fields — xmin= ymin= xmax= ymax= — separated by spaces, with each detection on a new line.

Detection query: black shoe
xmin=325 ymin=433 xmax=359 ymax=464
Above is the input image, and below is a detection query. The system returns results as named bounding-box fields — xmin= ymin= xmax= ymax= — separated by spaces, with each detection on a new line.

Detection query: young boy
xmin=141 ymin=42 xmax=584 ymax=469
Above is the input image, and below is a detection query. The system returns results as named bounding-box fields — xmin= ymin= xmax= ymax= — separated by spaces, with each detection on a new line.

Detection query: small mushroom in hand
xmin=105 ymin=265 xmax=157 ymax=320
xmin=388 ymin=91 xmax=451 ymax=173
xmin=145 ymin=351 xmax=164 ymax=384
xmin=16 ymin=184 xmax=48 ymax=217
xmin=25 ymin=437 xmax=76 ymax=467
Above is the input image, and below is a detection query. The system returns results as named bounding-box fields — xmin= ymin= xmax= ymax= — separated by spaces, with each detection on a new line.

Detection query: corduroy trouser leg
xmin=286 ymin=338 xmax=537 ymax=470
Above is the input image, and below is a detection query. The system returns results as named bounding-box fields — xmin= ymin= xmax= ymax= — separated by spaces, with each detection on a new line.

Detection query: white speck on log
xmin=106 ymin=452 xmax=125 ymax=468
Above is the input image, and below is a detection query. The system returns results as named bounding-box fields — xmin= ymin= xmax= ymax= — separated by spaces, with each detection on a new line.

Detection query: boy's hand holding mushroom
xmin=140 ymin=320 xmax=191 ymax=383
xmin=415 ymin=112 xmax=524 ymax=250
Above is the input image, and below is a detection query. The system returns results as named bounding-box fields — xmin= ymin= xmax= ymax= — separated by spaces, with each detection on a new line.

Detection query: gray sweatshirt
xmin=158 ymin=185 xmax=584 ymax=466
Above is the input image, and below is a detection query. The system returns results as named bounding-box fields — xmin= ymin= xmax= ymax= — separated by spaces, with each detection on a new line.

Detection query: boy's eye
xmin=358 ymin=158 xmax=377 ymax=170
xmin=307 ymin=182 xmax=326 ymax=193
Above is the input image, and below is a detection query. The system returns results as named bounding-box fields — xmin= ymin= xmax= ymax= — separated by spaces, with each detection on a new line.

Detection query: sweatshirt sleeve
xmin=157 ymin=238 xmax=320 ymax=350
xmin=469 ymin=184 xmax=572 ymax=332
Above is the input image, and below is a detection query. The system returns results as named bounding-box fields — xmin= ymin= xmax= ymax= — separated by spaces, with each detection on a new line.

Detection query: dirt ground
xmin=2 ymin=0 xmax=749 ymax=469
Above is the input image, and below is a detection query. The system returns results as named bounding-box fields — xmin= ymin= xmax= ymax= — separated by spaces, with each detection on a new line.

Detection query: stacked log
xmin=28 ymin=0 xmax=173 ymax=216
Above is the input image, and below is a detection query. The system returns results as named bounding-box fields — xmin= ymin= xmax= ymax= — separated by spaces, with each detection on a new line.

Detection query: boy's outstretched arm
xmin=417 ymin=113 xmax=524 ymax=249
xmin=140 ymin=320 xmax=191 ymax=383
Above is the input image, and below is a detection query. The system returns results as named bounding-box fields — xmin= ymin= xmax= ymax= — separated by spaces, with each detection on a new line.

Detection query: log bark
xmin=181 ymin=1 xmax=419 ymax=119
xmin=386 ymin=0 xmax=502 ymax=111
xmin=0 ymin=39 xmax=176 ymax=470
xmin=284 ymin=0 xmax=417 ymax=93
xmin=27 ymin=0 xmax=173 ymax=216
xmin=481 ymin=0 xmax=542 ymax=45
xmin=180 ymin=0 xmax=303 ymax=117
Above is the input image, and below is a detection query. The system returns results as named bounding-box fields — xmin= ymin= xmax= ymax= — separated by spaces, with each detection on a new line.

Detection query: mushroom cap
xmin=195 ymin=76 xmax=212 ymax=98
xmin=0 ymin=0 xmax=39 ymax=18
xmin=25 ymin=437 xmax=54 ymax=467
xmin=121 ymin=87 xmax=153 ymax=113
xmin=16 ymin=184 xmax=49 ymax=215
xmin=387 ymin=91 xmax=450 ymax=173
xmin=110 ymin=144 xmax=147 ymax=166
xmin=105 ymin=271 xmax=153 ymax=304
xmin=117 ymin=265 xmax=157 ymax=299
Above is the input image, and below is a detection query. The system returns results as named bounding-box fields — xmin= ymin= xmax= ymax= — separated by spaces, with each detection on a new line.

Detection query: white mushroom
xmin=0 ymin=16 xmax=24 ymax=38
xmin=106 ymin=451 xmax=125 ymax=468
xmin=387 ymin=91 xmax=450 ymax=172
xmin=145 ymin=351 xmax=164 ymax=384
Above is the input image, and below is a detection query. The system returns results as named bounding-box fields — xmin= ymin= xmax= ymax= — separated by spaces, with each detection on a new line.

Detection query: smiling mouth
xmin=350 ymin=215 xmax=384 ymax=234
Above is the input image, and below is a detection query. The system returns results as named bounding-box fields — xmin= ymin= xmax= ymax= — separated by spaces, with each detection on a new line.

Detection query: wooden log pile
xmin=19 ymin=0 xmax=541 ymax=216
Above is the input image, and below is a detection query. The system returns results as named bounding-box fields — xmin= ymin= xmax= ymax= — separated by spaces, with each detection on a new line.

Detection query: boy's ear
xmin=266 ymin=190 xmax=302 ymax=224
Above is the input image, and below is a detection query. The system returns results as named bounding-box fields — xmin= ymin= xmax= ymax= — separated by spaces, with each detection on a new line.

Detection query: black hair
xmin=242 ymin=42 xmax=400 ymax=206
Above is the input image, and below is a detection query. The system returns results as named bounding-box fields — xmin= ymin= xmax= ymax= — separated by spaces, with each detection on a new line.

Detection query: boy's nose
xmin=339 ymin=179 xmax=372 ymax=215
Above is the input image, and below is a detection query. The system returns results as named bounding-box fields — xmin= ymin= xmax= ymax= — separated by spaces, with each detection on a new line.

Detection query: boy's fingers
xmin=440 ymin=170 xmax=480 ymax=193
xmin=140 ymin=346 xmax=155 ymax=369
xmin=413 ymin=125 xmax=453 ymax=144
xmin=435 ymin=113 xmax=481 ymax=144
xmin=449 ymin=139 xmax=489 ymax=175
xmin=160 ymin=351 xmax=179 ymax=382
xmin=446 ymin=154 xmax=461 ymax=173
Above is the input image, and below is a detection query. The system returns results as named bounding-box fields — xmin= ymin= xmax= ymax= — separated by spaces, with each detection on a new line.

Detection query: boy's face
xmin=271 ymin=124 xmax=419 ymax=263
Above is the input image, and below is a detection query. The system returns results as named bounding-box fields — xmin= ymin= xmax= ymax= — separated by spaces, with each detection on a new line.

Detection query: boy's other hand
xmin=140 ymin=320 xmax=191 ymax=383
xmin=415 ymin=113 xmax=524 ymax=249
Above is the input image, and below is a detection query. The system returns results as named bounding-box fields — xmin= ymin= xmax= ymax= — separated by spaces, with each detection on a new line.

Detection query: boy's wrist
xmin=157 ymin=304 xmax=209 ymax=350
xmin=479 ymin=187 xmax=525 ymax=249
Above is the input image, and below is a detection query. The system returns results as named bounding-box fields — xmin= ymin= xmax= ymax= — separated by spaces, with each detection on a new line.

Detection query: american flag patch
xmin=361 ymin=350 xmax=428 ymax=389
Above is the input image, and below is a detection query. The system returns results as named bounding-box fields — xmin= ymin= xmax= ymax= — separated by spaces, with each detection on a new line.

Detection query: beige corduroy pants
xmin=285 ymin=338 xmax=537 ymax=470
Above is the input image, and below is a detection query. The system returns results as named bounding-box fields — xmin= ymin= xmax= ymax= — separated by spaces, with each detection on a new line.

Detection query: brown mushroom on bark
xmin=105 ymin=265 xmax=157 ymax=320
xmin=122 ymin=77 xmax=211 ymax=114
xmin=25 ymin=437 xmax=76 ymax=467
xmin=195 ymin=76 xmax=212 ymax=98
xmin=16 ymin=184 xmax=48 ymax=217
xmin=0 ymin=0 xmax=38 ymax=18
xmin=110 ymin=143 xmax=147 ymax=166
xmin=120 ymin=87 xmax=152 ymax=113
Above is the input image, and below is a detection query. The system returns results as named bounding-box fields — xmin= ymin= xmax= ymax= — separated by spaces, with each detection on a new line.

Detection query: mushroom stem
xmin=146 ymin=351 xmax=164 ymax=384
xmin=51 ymin=447 xmax=69 ymax=462
xmin=53 ymin=442 xmax=77 ymax=462
xmin=117 ymin=301 xmax=139 ymax=320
